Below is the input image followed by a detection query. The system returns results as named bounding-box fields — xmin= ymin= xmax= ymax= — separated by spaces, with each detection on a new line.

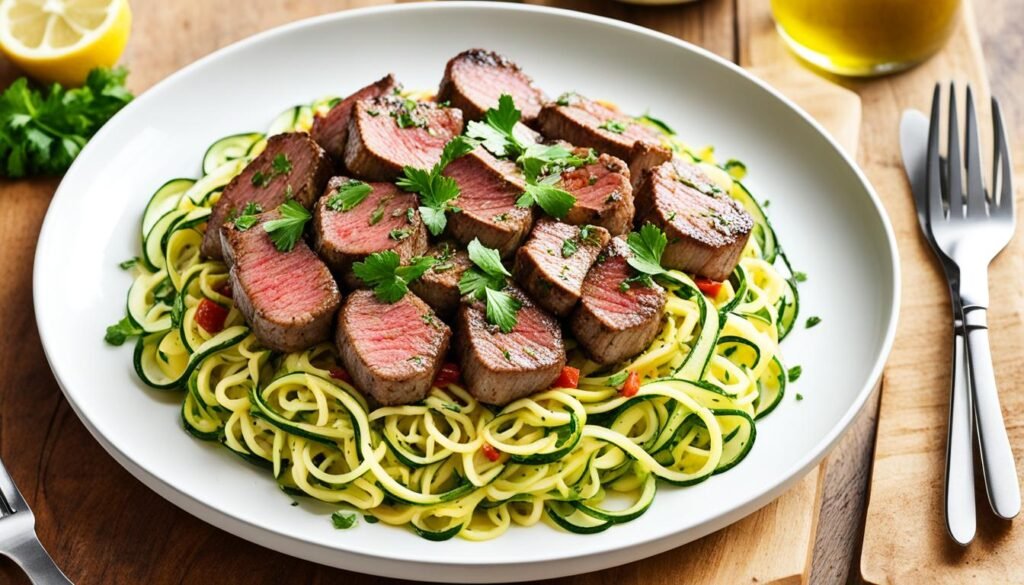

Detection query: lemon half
xmin=0 ymin=0 xmax=131 ymax=86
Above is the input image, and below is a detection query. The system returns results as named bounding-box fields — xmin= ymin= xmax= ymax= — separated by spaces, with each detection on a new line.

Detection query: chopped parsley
xmin=805 ymin=316 xmax=822 ymax=329
xmin=352 ymin=250 xmax=435 ymax=303
xmin=368 ymin=197 xmax=389 ymax=226
xmin=397 ymin=135 xmax=476 ymax=235
xmin=555 ymin=92 xmax=579 ymax=106
xmin=561 ymin=238 xmax=578 ymax=258
xmin=251 ymin=153 xmax=292 ymax=188
xmin=598 ymin=119 xmax=628 ymax=134
xmin=788 ymin=365 xmax=803 ymax=383
xmin=793 ymin=272 xmax=808 ymax=283
xmin=263 ymin=200 xmax=311 ymax=252
xmin=326 ymin=179 xmax=372 ymax=212
xmin=393 ymin=98 xmax=426 ymax=129
xmin=389 ymin=228 xmax=410 ymax=241
xmin=796 ymin=393 xmax=804 ymax=401
xmin=104 ymin=316 xmax=143 ymax=346
xmin=331 ymin=511 xmax=358 ymax=530
xmin=459 ymin=238 xmax=521 ymax=333
xmin=232 ymin=201 xmax=263 ymax=231
xmin=364 ymin=515 xmax=380 ymax=524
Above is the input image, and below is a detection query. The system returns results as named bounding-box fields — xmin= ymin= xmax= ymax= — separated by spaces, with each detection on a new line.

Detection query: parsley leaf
xmin=352 ymin=251 xmax=435 ymax=303
xmin=459 ymin=239 xmax=519 ymax=333
xmin=263 ymin=200 xmax=311 ymax=252
xmin=788 ymin=365 xmax=803 ymax=383
xmin=232 ymin=201 xmax=263 ymax=231
xmin=625 ymin=223 xmax=668 ymax=277
xmin=516 ymin=144 xmax=593 ymax=179
xmin=326 ymin=179 xmax=372 ymax=212
xmin=104 ymin=316 xmax=142 ymax=346
xmin=271 ymin=153 xmax=292 ymax=175
xmin=793 ymin=271 xmax=808 ymax=283
xmin=0 ymin=67 xmax=133 ymax=178
xmin=396 ymin=136 xmax=476 ymax=236
xmin=331 ymin=511 xmax=358 ymax=530
xmin=517 ymin=181 xmax=576 ymax=218
xmin=466 ymin=94 xmax=523 ymax=157
xmin=598 ymin=120 xmax=628 ymax=134
xmin=805 ymin=316 xmax=822 ymax=329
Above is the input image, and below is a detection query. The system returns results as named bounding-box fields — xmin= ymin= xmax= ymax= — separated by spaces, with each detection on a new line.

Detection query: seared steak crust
xmin=312 ymin=176 xmax=427 ymax=289
xmin=336 ymin=290 xmax=451 ymax=406
xmin=311 ymin=74 xmax=397 ymax=162
xmin=408 ymin=242 xmax=473 ymax=318
xmin=635 ymin=161 xmax=753 ymax=281
xmin=444 ymin=148 xmax=533 ymax=258
xmin=513 ymin=219 xmax=610 ymax=317
xmin=202 ymin=132 xmax=331 ymax=260
xmin=220 ymin=212 xmax=341 ymax=353
xmin=437 ymin=49 xmax=546 ymax=125
xmin=570 ymin=238 xmax=666 ymax=365
xmin=537 ymin=95 xmax=672 ymax=187
xmin=560 ymin=150 xmax=634 ymax=235
xmin=455 ymin=287 xmax=566 ymax=406
xmin=343 ymin=96 xmax=464 ymax=181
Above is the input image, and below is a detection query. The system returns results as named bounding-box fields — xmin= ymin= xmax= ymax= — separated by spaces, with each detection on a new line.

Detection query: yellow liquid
xmin=771 ymin=0 xmax=961 ymax=76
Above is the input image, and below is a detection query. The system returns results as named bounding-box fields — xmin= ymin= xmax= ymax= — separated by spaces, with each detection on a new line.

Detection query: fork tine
xmin=0 ymin=457 xmax=27 ymax=515
xmin=964 ymin=86 xmax=987 ymax=217
xmin=947 ymin=84 xmax=964 ymax=220
xmin=927 ymin=84 xmax=945 ymax=225
xmin=992 ymin=97 xmax=1014 ymax=219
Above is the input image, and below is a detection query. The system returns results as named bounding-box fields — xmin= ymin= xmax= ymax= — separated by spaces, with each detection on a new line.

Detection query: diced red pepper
xmin=434 ymin=362 xmax=461 ymax=387
xmin=694 ymin=277 xmax=723 ymax=298
xmin=195 ymin=298 xmax=228 ymax=333
xmin=620 ymin=370 xmax=640 ymax=398
xmin=329 ymin=368 xmax=351 ymax=383
xmin=215 ymin=281 xmax=233 ymax=299
xmin=481 ymin=443 xmax=501 ymax=462
xmin=554 ymin=366 xmax=580 ymax=389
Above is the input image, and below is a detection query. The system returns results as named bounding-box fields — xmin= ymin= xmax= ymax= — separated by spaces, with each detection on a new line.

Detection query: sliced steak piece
xmin=343 ymin=96 xmax=464 ymax=181
xmin=455 ymin=287 xmax=566 ymax=406
xmin=311 ymin=74 xmax=397 ymax=162
xmin=559 ymin=149 xmax=634 ymax=235
xmin=437 ymin=49 xmax=546 ymax=125
xmin=570 ymin=237 xmax=666 ymax=365
xmin=312 ymin=176 xmax=427 ymax=289
xmin=635 ymin=161 xmax=753 ymax=281
xmin=220 ymin=212 xmax=340 ymax=353
xmin=513 ymin=219 xmax=610 ymax=317
xmin=537 ymin=94 xmax=672 ymax=187
xmin=408 ymin=241 xmax=473 ymax=318
xmin=202 ymin=132 xmax=331 ymax=260
xmin=444 ymin=147 xmax=532 ymax=258
xmin=336 ymin=289 xmax=450 ymax=406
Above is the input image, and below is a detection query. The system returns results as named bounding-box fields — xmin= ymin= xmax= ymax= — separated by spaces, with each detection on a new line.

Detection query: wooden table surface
xmin=0 ymin=1 xmax=1020 ymax=584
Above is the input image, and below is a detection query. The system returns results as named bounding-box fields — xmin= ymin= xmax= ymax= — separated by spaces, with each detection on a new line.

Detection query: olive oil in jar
xmin=771 ymin=0 xmax=961 ymax=76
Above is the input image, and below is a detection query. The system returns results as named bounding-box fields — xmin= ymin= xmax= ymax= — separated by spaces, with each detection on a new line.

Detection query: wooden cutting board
xmin=854 ymin=2 xmax=1024 ymax=582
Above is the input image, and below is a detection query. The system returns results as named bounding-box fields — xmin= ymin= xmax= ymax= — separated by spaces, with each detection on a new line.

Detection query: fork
xmin=0 ymin=457 xmax=72 ymax=584
xmin=926 ymin=83 xmax=1021 ymax=520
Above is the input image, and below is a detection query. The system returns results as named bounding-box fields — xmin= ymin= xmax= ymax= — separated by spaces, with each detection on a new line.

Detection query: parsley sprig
xmin=458 ymin=239 xmax=521 ymax=333
xmin=1 ymin=67 xmax=133 ymax=178
xmin=263 ymin=200 xmax=311 ymax=252
xmin=397 ymin=135 xmax=476 ymax=236
xmin=231 ymin=201 xmax=263 ymax=231
xmin=352 ymin=250 xmax=435 ymax=303
xmin=326 ymin=179 xmax=372 ymax=212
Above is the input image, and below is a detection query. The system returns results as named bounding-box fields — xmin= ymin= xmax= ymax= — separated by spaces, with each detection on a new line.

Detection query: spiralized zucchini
xmin=116 ymin=95 xmax=800 ymax=541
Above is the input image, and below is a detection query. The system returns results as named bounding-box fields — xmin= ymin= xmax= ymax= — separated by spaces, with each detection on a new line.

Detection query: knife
xmin=900 ymin=110 xmax=977 ymax=545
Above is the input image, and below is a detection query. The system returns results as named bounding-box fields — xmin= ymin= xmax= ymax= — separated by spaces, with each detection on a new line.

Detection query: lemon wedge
xmin=0 ymin=0 xmax=131 ymax=86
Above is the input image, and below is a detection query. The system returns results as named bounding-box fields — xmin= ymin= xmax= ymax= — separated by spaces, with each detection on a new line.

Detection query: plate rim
xmin=32 ymin=1 xmax=901 ymax=580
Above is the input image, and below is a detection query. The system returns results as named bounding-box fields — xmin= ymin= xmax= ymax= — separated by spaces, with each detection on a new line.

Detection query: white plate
xmin=33 ymin=3 xmax=899 ymax=582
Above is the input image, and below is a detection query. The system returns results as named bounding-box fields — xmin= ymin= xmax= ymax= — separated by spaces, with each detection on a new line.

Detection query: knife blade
xmin=900 ymin=109 xmax=976 ymax=545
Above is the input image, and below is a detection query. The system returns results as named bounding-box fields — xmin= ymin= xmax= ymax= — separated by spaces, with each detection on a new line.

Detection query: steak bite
xmin=311 ymin=74 xmax=397 ymax=162
xmin=513 ymin=219 xmax=610 ymax=317
xmin=202 ymin=132 xmax=331 ymax=260
xmin=343 ymin=96 xmax=464 ymax=181
xmin=312 ymin=176 xmax=427 ymax=289
xmin=336 ymin=289 xmax=451 ymax=406
xmin=570 ymin=237 xmax=666 ymax=365
xmin=635 ymin=161 xmax=753 ymax=281
xmin=437 ymin=49 xmax=546 ymax=125
xmin=444 ymin=147 xmax=533 ymax=258
xmin=409 ymin=242 xmax=473 ymax=317
xmin=455 ymin=287 xmax=566 ymax=406
xmin=559 ymin=150 xmax=634 ymax=235
xmin=537 ymin=94 xmax=672 ymax=186
xmin=220 ymin=212 xmax=341 ymax=353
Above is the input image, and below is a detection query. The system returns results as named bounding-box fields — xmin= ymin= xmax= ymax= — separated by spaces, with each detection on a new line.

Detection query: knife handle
xmin=963 ymin=305 xmax=1021 ymax=519
xmin=946 ymin=325 xmax=976 ymax=545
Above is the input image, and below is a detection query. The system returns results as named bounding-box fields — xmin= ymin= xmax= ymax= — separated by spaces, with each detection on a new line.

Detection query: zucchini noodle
xmin=118 ymin=95 xmax=800 ymax=541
